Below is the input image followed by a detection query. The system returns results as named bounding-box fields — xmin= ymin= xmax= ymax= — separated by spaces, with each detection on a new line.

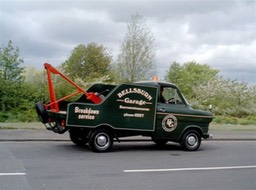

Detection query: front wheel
xmin=88 ymin=129 xmax=113 ymax=152
xmin=180 ymin=130 xmax=201 ymax=151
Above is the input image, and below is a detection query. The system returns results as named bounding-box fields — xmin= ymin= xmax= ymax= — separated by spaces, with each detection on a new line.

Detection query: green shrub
xmin=0 ymin=112 xmax=10 ymax=122
xmin=0 ymin=108 xmax=38 ymax=123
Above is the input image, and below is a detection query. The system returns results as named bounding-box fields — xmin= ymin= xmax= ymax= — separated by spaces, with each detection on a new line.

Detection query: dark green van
xmin=36 ymin=80 xmax=212 ymax=152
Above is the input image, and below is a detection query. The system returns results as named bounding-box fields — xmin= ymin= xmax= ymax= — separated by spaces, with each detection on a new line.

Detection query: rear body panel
xmin=66 ymin=83 xmax=158 ymax=132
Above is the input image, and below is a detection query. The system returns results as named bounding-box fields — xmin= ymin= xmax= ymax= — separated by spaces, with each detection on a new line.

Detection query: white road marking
xmin=0 ymin=173 xmax=26 ymax=176
xmin=123 ymin=165 xmax=256 ymax=173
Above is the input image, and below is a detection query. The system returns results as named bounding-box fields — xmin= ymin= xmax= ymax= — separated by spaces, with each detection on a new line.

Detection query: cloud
xmin=0 ymin=0 xmax=255 ymax=83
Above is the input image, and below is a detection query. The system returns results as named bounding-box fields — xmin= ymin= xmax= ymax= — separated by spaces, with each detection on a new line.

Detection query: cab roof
xmin=135 ymin=80 xmax=179 ymax=88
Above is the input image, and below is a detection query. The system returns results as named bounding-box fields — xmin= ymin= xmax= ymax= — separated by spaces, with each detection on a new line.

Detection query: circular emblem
xmin=162 ymin=114 xmax=177 ymax=132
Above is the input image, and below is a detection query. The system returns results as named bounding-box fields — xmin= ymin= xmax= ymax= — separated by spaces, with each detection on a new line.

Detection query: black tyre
xmin=69 ymin=129 xmax=88 ymax=147
xmin=152 ymin=138 xmax=168 ymax=146
xmin=88 ymin=129 xmax=113 ymax=152
xmin=35 ymin=102 xmax=49 ymax=124
xmin=181 ymin=130 xmax=201 ymax=151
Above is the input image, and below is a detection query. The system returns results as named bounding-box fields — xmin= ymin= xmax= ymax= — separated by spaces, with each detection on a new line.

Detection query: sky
xmin=0 ymin=0 xmax=255 ymax=84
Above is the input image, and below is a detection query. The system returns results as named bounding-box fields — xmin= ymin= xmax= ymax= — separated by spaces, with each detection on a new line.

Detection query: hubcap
xmin=96 ymin=135 xmax=108 ymax=147
xmin=187 ymin=135 xmax=197 ymax=146
xmin=91 ymin=131 xmax=113 ymax=152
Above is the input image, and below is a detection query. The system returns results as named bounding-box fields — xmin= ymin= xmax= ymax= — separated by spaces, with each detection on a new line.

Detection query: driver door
xmin=154 ymin=85 xmax=187 ymax=139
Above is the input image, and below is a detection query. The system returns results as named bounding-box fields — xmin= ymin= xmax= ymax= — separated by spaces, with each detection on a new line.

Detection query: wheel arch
xmin=179 ymin=125 xmax=203 ymax=140
xmin=88 ymin=124 xmax=116 ymax=138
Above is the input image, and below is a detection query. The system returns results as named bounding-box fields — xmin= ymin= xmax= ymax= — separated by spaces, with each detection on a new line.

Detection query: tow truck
xmin=36 ymin=63 xmax=213 ymax=152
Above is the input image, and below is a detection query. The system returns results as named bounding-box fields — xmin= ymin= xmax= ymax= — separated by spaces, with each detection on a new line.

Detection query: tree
xmin=165 ymin=61 xmax=219 ymax=99
xmin=23 ymin=66 xmax=47 ymax=101
xmin=0 ymin=40 xmax=24 ymax=81
xmin=165 ymin=61 xmax=256 ymax=117
xmin=0 ymin=40 xmax=24 ymax=112
xmin=61 ymin=42 xmax=112 ymax=82
xmin=193 ymin=77 xmax=256 ymax=117
xmin=115 ymin=14 xmax=156 ymax=82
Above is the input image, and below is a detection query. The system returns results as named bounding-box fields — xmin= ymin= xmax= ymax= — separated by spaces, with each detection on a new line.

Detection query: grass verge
xmin=210 ymin=123 xmax=256 ymax=131
xmin=0 ymin=122 xmax=44 ymax=130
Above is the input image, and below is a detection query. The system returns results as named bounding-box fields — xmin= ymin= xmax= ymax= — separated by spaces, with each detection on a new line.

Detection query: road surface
xmin=0 ymin=140 xmax=255 ymax=190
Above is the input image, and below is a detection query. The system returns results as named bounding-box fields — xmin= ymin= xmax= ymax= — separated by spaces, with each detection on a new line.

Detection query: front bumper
xmin=203 ymin=134 xmax=213 ymax=139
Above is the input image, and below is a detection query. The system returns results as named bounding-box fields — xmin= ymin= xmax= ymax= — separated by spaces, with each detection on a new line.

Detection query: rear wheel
xmin=181 ymin=130 xmax=201 ymax=151
xmin=69 ymin=129 xmax=88 ymax=147
xmin=88 ymin=129 xmax=113 ymax=152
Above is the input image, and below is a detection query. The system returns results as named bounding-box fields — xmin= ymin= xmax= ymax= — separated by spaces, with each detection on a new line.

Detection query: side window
xmin=159 ymin=86 xmax=184 ymax=104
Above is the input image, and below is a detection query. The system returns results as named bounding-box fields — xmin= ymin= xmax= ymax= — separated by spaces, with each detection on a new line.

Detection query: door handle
xmin=159 ymin=108 xmax=165 ymax=112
